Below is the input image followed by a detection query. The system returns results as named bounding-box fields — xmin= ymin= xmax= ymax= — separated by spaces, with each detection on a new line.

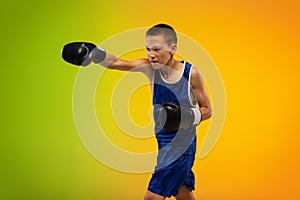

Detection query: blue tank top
xmin=152 ymin=61 xmax=197 ymax=165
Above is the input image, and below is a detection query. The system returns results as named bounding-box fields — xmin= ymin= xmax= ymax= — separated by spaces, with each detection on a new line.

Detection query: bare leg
xmin=175 ymin=186 xmax=195 ymax=200
xmin=144 ymin=190 xmax=166 ymax=200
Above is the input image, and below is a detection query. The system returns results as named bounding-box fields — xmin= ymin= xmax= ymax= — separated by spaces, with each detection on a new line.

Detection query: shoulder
xmin=126 ymin=58 xmax=152 ymax=72
xmin=130 ymin=58 xmax=150 ymax=67
xmin=132 ymin=58 xmax=154 ymax=81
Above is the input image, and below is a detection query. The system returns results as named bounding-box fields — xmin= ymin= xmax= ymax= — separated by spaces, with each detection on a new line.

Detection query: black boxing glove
xmin=159 ymin=102 xmax=202 ymax=131
xmin=61 ymin=42 xmax=106 ymax=66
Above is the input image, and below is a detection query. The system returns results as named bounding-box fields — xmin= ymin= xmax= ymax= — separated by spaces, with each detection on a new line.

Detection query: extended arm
xmin=61 ymin=41 xmax=153 ymax=79
xmin=101 ymin=53 xmax=151 ymax=73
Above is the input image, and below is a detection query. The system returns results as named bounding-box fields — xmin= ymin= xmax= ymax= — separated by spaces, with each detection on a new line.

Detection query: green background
xmin=0 ymin=1 xmax=129 ymax=199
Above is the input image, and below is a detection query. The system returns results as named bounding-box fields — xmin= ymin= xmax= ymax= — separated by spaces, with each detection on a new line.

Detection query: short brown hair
xmin=146 ymin=24 xmax=177 ymax=45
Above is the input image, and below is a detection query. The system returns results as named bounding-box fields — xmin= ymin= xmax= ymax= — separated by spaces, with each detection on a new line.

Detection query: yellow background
xmin=1 ymin=0 xmax=299 ymax=199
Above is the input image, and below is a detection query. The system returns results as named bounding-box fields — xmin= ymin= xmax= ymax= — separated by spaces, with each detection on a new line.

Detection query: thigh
xmin=175 ymin=185 xmax=195 ymax=200
xmin=144 ymin=190 xmax=165 ymax=200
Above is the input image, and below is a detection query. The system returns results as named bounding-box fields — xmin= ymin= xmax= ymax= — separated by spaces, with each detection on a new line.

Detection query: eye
xmin=145 ymin=47 xmax=150 ymax=52
xmin=153 ymin=47 xmax=161 ymax=51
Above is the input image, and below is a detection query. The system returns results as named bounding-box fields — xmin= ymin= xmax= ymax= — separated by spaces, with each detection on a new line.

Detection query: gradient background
xmin=1 ymin=0 xmax=299 ymax=199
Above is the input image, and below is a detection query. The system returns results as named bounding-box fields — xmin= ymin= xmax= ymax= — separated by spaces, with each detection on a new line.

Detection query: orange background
xmin=1 ymin=0 xmax=299 ymax=199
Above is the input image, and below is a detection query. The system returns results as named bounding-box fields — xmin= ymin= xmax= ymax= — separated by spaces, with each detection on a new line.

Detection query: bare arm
xmin=190 ymin=67 xmax=212 ymax=121
xmin=99 ymin=53 xmax=153 ymax=80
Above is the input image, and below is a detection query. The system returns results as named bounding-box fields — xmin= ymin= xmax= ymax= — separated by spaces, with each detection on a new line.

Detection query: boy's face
xmin=145 ymin=34 xmax=176 ymax=69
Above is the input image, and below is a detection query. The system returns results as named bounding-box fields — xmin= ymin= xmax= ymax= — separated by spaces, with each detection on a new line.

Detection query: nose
xmin=147 ymin=50 xmax=156 ymax=59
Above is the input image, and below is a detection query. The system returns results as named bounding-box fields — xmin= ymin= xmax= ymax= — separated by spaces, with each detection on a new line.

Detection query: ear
xmin=170 ymin=44 xmax=177 ymax=55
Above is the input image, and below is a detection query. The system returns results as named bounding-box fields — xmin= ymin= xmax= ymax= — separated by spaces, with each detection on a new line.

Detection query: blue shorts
xmin=147 ymin=154 xmax=195 ymax=198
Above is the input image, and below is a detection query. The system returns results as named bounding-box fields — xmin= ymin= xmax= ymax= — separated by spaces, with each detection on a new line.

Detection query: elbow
xmin=207 ymin=108 xmax=212 ymax=119
xmin=201 ymin=107 xmax=212 ymax=121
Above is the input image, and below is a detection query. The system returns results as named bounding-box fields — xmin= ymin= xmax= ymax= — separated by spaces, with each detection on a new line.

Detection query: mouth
xmin=150 ymin=61 xmax=159 ymax=64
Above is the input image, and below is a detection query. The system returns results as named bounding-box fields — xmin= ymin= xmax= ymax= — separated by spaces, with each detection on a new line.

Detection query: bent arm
xmin=190 ymin=67 xmax=212 ymax=121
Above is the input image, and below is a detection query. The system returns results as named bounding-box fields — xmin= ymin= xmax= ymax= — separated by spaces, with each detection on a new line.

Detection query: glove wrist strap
xmin=191 ymin=108 xmax=202 ymax=126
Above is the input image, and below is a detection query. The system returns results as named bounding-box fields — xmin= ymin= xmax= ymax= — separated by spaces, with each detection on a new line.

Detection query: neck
xmin=160 ymin=57 xmax=182 ymax=79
